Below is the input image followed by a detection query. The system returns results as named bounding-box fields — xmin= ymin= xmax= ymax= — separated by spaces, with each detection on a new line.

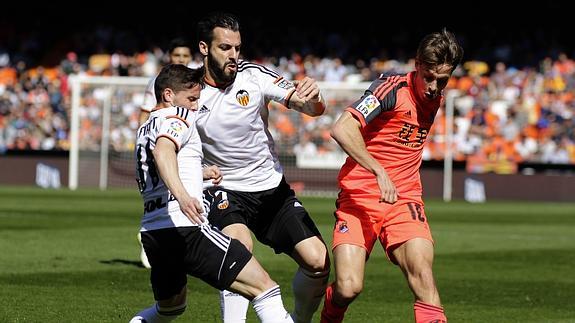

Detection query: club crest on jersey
xmin=236 ymin=90 xmax=250 ymax=106
xmin=355 ymin=94 xmax=380 ymax=118
xmin=337 ymin=220 xmax=349 ymax=233
xmin=217 ymin=200 xmax=229 ymax=210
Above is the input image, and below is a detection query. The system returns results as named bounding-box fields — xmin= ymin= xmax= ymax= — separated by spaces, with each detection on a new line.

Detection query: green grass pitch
xmin=0 ymin=186 xmax=574 ymax=322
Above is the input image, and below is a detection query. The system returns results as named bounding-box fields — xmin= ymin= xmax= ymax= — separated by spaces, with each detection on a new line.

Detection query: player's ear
xmin=199 ymin=41 xmax=209 ymax=56
xmin=162 ymin=88 xmax=174 ymax=104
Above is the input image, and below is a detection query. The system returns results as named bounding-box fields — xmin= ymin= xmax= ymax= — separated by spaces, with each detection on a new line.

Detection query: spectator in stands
xmin=138 ymin=38 xmax=193 ymax=125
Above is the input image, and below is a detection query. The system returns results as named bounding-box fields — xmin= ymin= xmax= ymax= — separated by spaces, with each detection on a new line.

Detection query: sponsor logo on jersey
xmin=144 ymin=197 xmax=167 ymax=213
xmin=236 ymin=90 xmax=250 ymax=106
xmin=294 ymin=201 xmax=302 ymax=208
xmin=355 ymin=94 xmax=380 ymax=118
xmin=199 ymin=105 xmax=210 ymax=114
xmin=337 ymin=220 xmax=349 ymax=233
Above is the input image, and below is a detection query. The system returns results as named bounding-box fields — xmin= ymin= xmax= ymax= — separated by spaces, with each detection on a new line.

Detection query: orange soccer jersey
xmin=334 ymin=72 xmax=442 ymax=256
xmin=338 ymin=72 xmax=441 ymax=201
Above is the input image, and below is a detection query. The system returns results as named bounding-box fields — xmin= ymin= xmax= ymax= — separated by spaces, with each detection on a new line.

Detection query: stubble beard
xmin=207 ymin=52 xmax=236 ymax=85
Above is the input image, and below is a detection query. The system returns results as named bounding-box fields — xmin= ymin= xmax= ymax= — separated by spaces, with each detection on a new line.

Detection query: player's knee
xmin=298 ymin=242 xmax=330 ymax=272
xmin=335 ymin=277 xmax=363 ymax=302
xmin=223 ymin=225 xmax=253 ymax=251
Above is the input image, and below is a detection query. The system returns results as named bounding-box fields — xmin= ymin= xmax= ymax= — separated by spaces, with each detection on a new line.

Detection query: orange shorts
xmin=332 ymin=194 xmax=433 ymax=264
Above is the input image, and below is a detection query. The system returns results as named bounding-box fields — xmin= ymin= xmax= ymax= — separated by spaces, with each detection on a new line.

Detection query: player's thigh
xmin=391 ymin=237 xmax=435 ymax=273
xmin=259 ymin=193 xmax=322 ymax=255
xmin=222 ymin=223 xmax=254 ymax=251
xmin=333 ymin=244 xmax=367 ymax=292
xmin=141 ymin=228 xmax=188 ymax=301
xmin=332 ymin=197 xmax=382 ymax=255
xmin=291 ymin=235 xmax=329 ymax=271
xmin=381 ymin=201 xmax=434 ymax=265
xmin=177 ymin=225 xmax=252 ymax=291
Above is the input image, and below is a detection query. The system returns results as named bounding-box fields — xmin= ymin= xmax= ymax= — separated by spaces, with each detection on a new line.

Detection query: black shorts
xmin=141 ymin=225 xmax=252 ymax=301
xmin=204 ymin=177 xmax=322 ymax=254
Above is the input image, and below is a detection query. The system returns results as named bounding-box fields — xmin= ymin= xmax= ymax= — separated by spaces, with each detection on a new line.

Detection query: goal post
xmin=68 ymin=75 xmax=149 ymax=190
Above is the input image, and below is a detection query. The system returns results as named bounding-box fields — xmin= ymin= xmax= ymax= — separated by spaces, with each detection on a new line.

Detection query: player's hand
xmin=203 ymin=165 xmax=223 ymax=185
xmin=293 ymin=77 xmax=320 ymax=103
xmin=179 ymin=196 xmax=205 ymax=224
xmin=376 ymin=171 xmax=398 ymax=204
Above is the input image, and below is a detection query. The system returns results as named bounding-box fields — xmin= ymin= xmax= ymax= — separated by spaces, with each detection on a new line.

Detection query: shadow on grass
xmin=100 ymin=258 xmax=145 ymax=268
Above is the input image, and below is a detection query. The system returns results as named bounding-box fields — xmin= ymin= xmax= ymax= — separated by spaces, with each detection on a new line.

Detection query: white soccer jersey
xmin=196 ymin=61 xmax=296 ymax=192
xmin=135 ymin=106 xmax=204 ymax=231
xmin=141 ymin=76 xmax=157 ymax=112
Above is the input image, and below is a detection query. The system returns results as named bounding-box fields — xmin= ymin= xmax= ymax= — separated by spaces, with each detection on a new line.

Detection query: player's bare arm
xmin=331 ymin=111 xmax=398 ymax=204
xmin=288 ymin=76 xmax=326 ymax=116
xmin=153 ymin=137 xmax=205 ymax=224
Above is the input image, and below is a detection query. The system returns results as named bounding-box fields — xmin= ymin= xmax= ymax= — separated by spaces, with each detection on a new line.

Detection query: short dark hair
xmin=154 ymin=64 xmax=204 ymax=103
xmin=416 ymin=29 xmax=464 ymax=72
xmin=197 ymin=12 xmax=240 ymax=46
xmin=167 ymin=37 xmax=192 ymax=55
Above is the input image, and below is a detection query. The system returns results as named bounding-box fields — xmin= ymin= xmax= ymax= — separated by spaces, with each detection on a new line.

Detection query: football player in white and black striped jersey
xmin=130 ymin=64 xmax=294 ymax=323
xmin=195 ymin=12 xmax=330 ymax=323
xmin=137 ymin=37 xmax=194 ymax=269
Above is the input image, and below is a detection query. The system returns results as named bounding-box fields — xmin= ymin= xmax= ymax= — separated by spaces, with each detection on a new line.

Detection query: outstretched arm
xmin=153 ymin=137 xmax=205 ymax=223
xmin=331 ymin=111 xmax=397 ymax=204
xmin=286 ymin=77 xmax=326 ymax=116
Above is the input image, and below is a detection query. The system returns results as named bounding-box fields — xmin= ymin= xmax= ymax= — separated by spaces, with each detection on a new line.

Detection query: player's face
xmin=172 ymin=84 xmax=201 ymax=111
xmin=170 ymin=47 xmax=192 ymax=66
xmin=206 ymin=27 xmax=241 ymax=84
xmin=414 ymin=62 xmax=453 ymax=102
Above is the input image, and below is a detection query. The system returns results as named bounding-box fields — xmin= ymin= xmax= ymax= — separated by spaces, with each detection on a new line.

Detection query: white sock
xmin=129 ymin=303 xmax=185 ymax=323
xmin=291 ymin=268 xmax=329 ymax=323
xmin=220 ymin=290 xmax=249 ymax=322
xmin=251 ymin=285 xmax=293 ymax=323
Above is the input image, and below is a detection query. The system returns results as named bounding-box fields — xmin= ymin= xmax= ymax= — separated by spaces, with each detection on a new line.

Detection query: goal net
xmin=68 ymin=75 xmax=149 ymax=190
xmin=68 ymin=75 xmax=369 ymax=194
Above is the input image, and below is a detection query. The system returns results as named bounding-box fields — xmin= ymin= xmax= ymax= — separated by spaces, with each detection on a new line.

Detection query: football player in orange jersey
xmin=321 ymin=29 xmax=463 ymax=323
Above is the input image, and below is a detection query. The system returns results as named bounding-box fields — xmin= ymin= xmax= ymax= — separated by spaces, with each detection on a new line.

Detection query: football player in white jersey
xmin=131 ymin=64 xmax=294 ymax=323
xmin=137 ymin=37 xmax=193 ymax=269
xmin=195 ymin=13 xmax=330 ymax=323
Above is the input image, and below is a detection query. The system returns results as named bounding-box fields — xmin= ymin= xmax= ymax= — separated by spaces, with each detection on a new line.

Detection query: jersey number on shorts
xmin=408 ymin=203 xmax=426 ymax=223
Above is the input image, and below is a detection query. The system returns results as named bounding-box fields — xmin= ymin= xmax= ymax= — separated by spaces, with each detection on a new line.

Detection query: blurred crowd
xmin=1 ymin=45 xmax=574 ymax=171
